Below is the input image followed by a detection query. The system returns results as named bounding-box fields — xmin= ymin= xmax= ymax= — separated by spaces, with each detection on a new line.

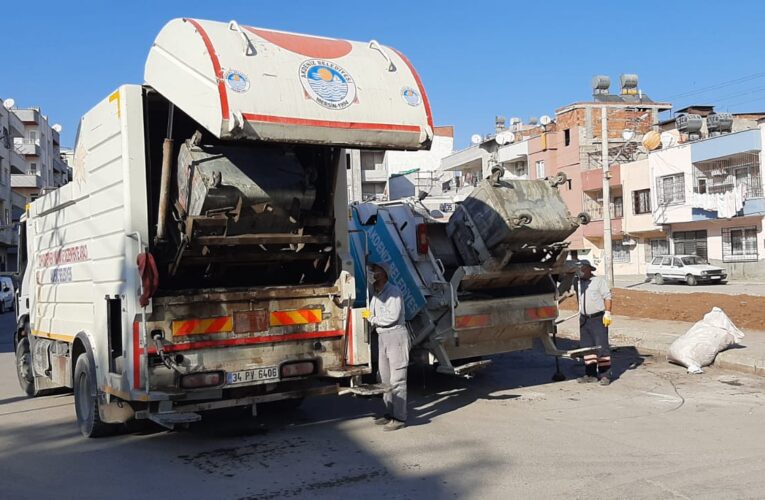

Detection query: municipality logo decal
xmin=401 ymin=86 xmax=421 ymax=106
xmin=299 ymin=60 xmax=356 ymax=110
xmin=224 ymin=69 xmax=250 ymax=93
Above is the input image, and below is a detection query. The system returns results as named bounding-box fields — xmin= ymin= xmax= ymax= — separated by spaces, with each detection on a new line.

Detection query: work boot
xmin=599 ymin=376 xmax=611 ymax=386
xmin=373 ymin=414 xmax=392 ymax=426
xmin=577 ymin=375 xmax=598 ymax=384
xmin=382 ymin=419 xmax=405 ymax=432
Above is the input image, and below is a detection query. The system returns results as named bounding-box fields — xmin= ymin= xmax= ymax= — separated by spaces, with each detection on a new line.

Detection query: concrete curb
xmin=555 ymin=323 xmax=765 ymax=378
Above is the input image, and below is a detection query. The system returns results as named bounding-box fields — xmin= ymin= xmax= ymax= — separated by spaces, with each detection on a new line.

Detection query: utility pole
xmin=601 ymin=106 xmax=614 ymax=287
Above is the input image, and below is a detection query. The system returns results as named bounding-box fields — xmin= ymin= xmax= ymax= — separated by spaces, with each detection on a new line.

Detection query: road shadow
xmin=0 ymin=393 xmax=502 ymax=500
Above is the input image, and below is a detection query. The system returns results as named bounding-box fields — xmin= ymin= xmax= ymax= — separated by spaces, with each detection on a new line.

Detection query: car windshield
xmin=681 ymin=256 xmax=707 ymax=265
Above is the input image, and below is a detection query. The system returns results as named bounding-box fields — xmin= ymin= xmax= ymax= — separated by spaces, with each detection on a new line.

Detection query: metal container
xmin=176 ymin=141 xmax=317 ymax=235
xmin=446 ymin=177 xmax=581 ymax=266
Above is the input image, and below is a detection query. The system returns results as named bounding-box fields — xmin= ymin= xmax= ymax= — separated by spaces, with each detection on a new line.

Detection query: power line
xmin=665 ymin=71 xmax=765 ymax=100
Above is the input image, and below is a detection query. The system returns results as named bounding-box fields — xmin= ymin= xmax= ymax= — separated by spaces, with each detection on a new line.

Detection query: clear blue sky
xmin=3 ymin=1 xmax=765 ymax=149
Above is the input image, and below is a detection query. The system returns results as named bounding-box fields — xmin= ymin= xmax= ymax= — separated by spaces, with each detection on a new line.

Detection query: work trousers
xmin=377 ymin=327 xmax=411 ymax=422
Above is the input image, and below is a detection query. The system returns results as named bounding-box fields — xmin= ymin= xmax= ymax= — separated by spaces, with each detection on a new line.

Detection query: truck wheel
xmin=74 ymin=353 xmax=116 ymax=438
xmin=16 ymin=338 xmax=35 ymax=396
xmin=686 ymin=274 xmax=697 ymax=286
xmin=653 ymin=274 xmax=664 ymax=285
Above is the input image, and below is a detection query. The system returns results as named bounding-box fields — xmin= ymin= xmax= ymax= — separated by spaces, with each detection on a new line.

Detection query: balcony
xmin=14 ymin=108 xmax=41 ymax=125
xmin=581 ymin=163 xmax=621 ymax=191
xmin=361 ymin=169 xmax=388 ymax=183
xmin=14 ymin=139 xmax=40 ymax=157
xmin=11 ymin=174 xmax=43 ymax=189
xmin=8 ymin=111 xmax=24 ymax=137
xmin=9 ymin=150 xmax=25 ymax=174
xmin=582 ymin=218 xmax=623 ymax=239
xmin=53 ymin=156 xmax=69 ymax=174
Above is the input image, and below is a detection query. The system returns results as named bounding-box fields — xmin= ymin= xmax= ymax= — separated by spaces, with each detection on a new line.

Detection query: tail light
xmin=526 ymin=306 xmax=558 ymax=321
xmin=416 ymin=223 xmax=429 ymax=254
xmin=180 ymin=371 xmax=223 ymax=389
xmin=281 ymin=361 xmax=316 ymax=378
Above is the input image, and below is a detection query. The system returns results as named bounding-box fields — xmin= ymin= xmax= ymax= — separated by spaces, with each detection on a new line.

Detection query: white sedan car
xmin=646 ymin=255 xmax=727 ymax=286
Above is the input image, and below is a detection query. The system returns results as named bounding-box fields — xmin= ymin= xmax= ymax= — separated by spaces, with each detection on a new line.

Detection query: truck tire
xmin=686 ymin=274 xmax=698 ymax=286
xmin=74 ymin=353 xmax=116 ymax=438
xmin=16 ymin=337 xmax=35 ymax=396
xmin=653 ymin=274 xmax=664 ymax=285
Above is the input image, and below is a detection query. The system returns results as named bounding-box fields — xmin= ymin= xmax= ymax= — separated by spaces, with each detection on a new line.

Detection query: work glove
xmin=361 ymin=309 xmax=371 ymax=320
xmin=603 ymin=311 xmax=612 ymax=327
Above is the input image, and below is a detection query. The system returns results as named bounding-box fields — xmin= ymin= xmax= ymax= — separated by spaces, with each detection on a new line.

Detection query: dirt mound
xmin=559 ymin=289 xmax=765 ymax=331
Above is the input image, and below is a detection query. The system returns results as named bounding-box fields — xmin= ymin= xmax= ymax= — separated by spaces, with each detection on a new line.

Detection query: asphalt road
xmin=1 ymin=312 xmax=765 ymax=499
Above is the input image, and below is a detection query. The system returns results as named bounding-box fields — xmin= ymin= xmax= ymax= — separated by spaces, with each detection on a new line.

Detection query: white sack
xmin=667 ymin=307 xmax=745 ymax=374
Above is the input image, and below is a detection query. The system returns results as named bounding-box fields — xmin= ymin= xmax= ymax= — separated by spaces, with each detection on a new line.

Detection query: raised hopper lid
xmin=145 ymin=18 xmax=433 ymax=149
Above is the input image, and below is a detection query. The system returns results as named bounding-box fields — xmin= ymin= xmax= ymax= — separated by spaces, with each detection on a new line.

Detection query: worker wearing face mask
xmin=362 ymin=261 xmax=409 ymax=431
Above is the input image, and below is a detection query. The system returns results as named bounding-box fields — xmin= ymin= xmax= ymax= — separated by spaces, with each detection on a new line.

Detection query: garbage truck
xmin=347 ymin=168 xmax=591 ymax=379
xmin=13 ymin=18 xmax=433 ymax=437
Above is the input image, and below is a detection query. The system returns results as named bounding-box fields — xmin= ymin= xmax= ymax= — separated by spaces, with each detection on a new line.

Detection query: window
xmin=661 ymin=256 xmax=672 ymax=266
xmin=648 ymin=238 xmax=669 ymax=262
xmin=722 ymin=226 xmax=758 ymax=262
xmin=672 ymin=230 xmax=707 ymax=260
xmin=673 ymin=257 xmax=684 ymax=267
xmin=535 ymin=160 xmax=545 ymax=179
xmin=612 ymin=240 xmax=630 ymax=262
xmin=613 ymin=196 xmax=623 ymax=218
xmin=361 ymin=151 xmax=384 ymax=170
xmin=28 ymin=130 xmax=37 ymax=142
xmin=650 ymin=257 xmax=663 ymax=265
xmin=633 ymin=189 xmax=651 ymax=215
xmin=564 ymin=129 xmax=571 ymax=146
xmin=657 ymin=174 xmax=685 ymax=205
xmin=30 ymin=162 xmax=37 ymax=174
xmin=697 ymin=178 xmax=707 ymax=195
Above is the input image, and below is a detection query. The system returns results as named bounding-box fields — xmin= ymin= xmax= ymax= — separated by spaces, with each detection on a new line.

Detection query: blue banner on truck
xmin=349 ymin=205 xmax=426 ymax=320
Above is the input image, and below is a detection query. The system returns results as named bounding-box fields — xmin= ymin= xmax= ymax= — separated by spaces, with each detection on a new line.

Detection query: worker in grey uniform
xmin=363 ymin=261 xmax=410 ymax=431
xmin=574 ymin=260 xmax=613 ymax=385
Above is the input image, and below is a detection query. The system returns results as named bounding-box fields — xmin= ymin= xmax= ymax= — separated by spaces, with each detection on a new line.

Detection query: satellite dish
xmin=52 ymin=124 xmax=63 ymax=133
xmin=660 ymin=132 xmax=676 ymax=149
xmin=539 ymin=115 xmax=552 ymax=126
xmin=642 ymin=130 xmax=661 ymax=150
xmin=470 ymin=134 xmax=482 ymax=145
xmin=621 ymin=129 xmax=635 ymax=142
xmin=495 ymin=131 xmax=515 ymax=145
xmin=3 ymin=98 xmax=15 ymax=110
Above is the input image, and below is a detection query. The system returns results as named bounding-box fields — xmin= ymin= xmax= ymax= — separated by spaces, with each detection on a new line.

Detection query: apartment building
xmin=439 ymin=75 xmax=671 ymax=263
xmin=643 ymin=119 xmax=765 ymax=279
xmin=347 ymin=126 xmax=454 ymax=202
xmin=1 ymin=99 xmax=70 ymax=271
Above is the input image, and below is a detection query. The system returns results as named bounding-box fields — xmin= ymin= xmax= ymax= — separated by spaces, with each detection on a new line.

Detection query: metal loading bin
xmin=446 ymin=176 xmax=585 ymax=272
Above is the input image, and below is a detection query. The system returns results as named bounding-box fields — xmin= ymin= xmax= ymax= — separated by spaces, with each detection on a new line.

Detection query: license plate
xmin=227 ymin=366 xmax=279 ymax=385
xmin=711 ymin=276 xmax=721 ymax=280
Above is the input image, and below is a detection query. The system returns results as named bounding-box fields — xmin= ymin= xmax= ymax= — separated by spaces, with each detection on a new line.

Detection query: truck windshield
xmin=681 ymin=256 xmax=707 ymax=265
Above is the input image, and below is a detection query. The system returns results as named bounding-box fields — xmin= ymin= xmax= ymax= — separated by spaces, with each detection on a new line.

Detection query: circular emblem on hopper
xmin=299 ymin=60 xmax=357 ymax=110
xmin=401 ymin=86 xmax=421 ymax=106
xmin=224 ymin=69 xmax=250 ymax=93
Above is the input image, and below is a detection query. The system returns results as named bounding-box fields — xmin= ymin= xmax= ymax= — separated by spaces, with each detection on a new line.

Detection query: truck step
xmin=147 ymin=412 xmax=202 ymax=429
xmin=326 ymin=366 xmax=372 ymax=378
xmin=437 ymin=360 xmax=492 ymax=378
xmin=338 ymin=383 xmax=389 ymax=397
